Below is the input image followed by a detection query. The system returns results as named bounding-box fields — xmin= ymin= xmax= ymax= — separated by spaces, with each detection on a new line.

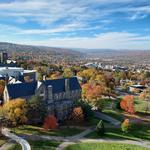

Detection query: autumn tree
xmin=82 ymin=83 xmax=105 ymax=106
xmin=0 ymin=80 xmax=5 ymax=99
xmin=120 ymin=95 xmax=135 ymax=114
xmin=70 ymin=107 xmax=84 ymax=122
xmin=50 ymin=71 xmax=62 ymax=79
xmin=43 ymin=115 xmax=58 ymax=130
xmin=63 ymin=68 xmax=74 ymax=78
xmin=2 ymin=98 xmax=28 ymax=127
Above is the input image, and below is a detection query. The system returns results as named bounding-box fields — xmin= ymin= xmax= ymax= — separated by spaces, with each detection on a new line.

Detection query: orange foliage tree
xmin=82 ymin=83 xmax=104 ymax=104
xmin=70 ymin=107 xmax=84 ymax=122
xmin=43 ymin=115 xmax=58 ymax=130
xmin=120 ymin=95 xmax=135 ymax=114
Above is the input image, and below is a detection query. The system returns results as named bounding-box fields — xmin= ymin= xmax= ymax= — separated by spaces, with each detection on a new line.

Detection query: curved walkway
xmin=2 ymin=128 xmax=31 ymax=150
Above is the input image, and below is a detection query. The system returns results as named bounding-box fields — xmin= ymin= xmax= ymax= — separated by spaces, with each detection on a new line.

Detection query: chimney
xmin=65 ymin=78 xmax=70 ymax=99
xmin=47 ymin=85 xmax=53 ymax=102
xmin=65 ymin=78 xmax=70 ymax=91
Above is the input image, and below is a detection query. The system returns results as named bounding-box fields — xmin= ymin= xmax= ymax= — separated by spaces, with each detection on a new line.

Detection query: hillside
xmin=0 ymin=42 xmax=84 ymax=61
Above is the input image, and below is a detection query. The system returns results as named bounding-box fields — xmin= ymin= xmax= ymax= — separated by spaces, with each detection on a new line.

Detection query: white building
xmin=0 ymin=67 xmax=24 ymax=77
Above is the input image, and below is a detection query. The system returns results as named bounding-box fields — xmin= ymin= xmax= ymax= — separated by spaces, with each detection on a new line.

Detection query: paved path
xmin=2 ymin=128 xmax=31 ymax=150
xmin=94 ymin=111 xmax=121 ymax=126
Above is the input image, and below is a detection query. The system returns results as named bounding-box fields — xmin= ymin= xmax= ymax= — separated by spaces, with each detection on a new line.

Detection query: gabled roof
xmin=6 ymin=81 xmax=37 ymax=99
xmin=43 ymin=77 xmax=81 ymax=94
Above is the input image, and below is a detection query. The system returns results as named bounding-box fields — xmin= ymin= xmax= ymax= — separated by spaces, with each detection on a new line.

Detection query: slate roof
xmin=43 ymin=77 xmax=81 ymax=94
xmin=6 ymin=77 xmax=81 ymax=99
xmin=6 ymin=81 xmax=37 ymax=99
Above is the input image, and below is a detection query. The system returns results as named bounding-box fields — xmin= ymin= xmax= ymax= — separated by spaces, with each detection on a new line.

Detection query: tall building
xmin=0 ymin=52 xmax=8 ymax=63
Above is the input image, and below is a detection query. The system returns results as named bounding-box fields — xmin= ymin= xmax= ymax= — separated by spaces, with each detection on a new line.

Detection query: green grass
xmin=12 ymin=125 xmax=84 ymax=137
xmin=6 ymin=140 xmax=61 ymax=150
xmin=29 ymin=140 xmax=61 ymax=150
xmin=86 ymin=124 xmax=150 ymax=141
xmin=102 ymin=109 xmax=124 ymax=121
xmin=0 ymin=136 xmax=7 ymax=146
xmin=7 ymin=144 xmax=22 ymax=150
xmin=65 ymin=142 xmax=149 ymax=150
xmin=134 ymin=99 xmax=150 ymax=114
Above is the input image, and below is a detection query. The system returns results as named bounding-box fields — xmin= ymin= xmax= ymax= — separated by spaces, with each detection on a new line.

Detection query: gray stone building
xmin=3 ymin=77 xmax=81 ymax=121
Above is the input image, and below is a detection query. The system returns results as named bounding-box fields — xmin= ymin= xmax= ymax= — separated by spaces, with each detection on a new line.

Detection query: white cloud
xmin=0 ymin=0 xmax=149 ymax=26
xmin=14 ymin=32 xmax=150 ymax=50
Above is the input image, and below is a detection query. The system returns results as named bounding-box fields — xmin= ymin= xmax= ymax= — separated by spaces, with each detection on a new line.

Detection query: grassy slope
xmin=134 ymin=99 xmax=150 ymax=114
xmin=0 ymin=136 xmax=7 ymax=147
xmin=65 ymin=142 xmax=149 ymax=150
xmin=6 ymin=140 xmax=61 ymax=150
xmin=86 ymin=124 xmax=150 ymax=141
xmin=12 ymin=125 xmax=84 ymax=137
xmin=29 ymin=140 xmax=61 ymax=150
xmin=7 ymin=144 xmax=22 ymax=150
xmin=102 ymin=109 xmax=124 ymax=121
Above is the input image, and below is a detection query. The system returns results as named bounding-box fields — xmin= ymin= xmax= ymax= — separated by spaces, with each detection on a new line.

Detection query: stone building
xmin=3 ymin=77 xmax=81 ymax=121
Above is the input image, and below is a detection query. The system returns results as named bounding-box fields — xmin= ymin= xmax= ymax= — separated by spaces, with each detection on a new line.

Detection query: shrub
xmin=95 ymin=99 xmax=106 ymax=111
xmin=121 ymin=119 xmax=130 ymax=133
xmin=75 ymin=100 xmax=94 ymax=121
xmin=70 ymin=107 xmax=84 ymax=122
xmin=96 ymin=120 xmax=105 ymax=136
xmin=43 ymin=115 xmax=58 ymax=130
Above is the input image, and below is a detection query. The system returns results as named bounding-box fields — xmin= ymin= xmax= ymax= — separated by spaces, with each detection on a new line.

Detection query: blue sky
xmin=0 ymin=0 xmax=150 ymax=49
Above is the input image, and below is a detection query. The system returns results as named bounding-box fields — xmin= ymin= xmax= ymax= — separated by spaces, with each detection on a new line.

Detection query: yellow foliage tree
xmin=2 ymin=98 xmax=28 ymax=126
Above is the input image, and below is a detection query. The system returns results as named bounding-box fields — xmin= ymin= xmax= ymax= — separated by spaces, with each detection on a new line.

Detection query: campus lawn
xmin=0 ymin=136 xmax=7 ymax=147
xmin=65 ymin=142 xmax=149 ymax=150
xmin=28 ymin=140 xmax=61 ymax=150
xmin=7 ymin=144 xmax=22 ymax=150
xmin=102 ymin=109 xmax=124 ymax=121
xmin=12 ymin=125 xmax=84 ymax=137
xmin=134 ymin=99 xmax=150 ymax=114
xmin=86 ymin=124 xmax=150 ymax=141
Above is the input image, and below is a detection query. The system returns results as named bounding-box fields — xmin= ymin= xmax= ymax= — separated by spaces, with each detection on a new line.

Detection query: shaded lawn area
xmin=86 ymin=124 xmax=150 ymax=141
xmin=29 ymin=140 xmax=61 ymax=150
xmin=62 ymin=118 xmax=101 ymax=127
xmin=7 ymin=144 xmax=22 ymax=150
xmin=0 ymin=136 xmax=8 ymax=147
xmin=6 ymin=140 xmax=61 ymax=150
xmin=65 ymin=142 xmax=149 ymax=150
xmin=12 ymin=125 xmax=84 ymax=137
xmin=134 ymin=99 xmax=150 ymax=114
xmin=102 ymin=109 xmax=125 ymax=121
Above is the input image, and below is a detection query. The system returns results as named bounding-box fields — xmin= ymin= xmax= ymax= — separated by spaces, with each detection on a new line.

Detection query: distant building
xmin=3 ymin=77 xmax=81 ymax=121
xmin=129 ymin=85 xmax=146 ymax=93
xmin=0 ymin=52 xmax=8 ymax=63
xmin=0 ymin=67 xmax=37 ymax=82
